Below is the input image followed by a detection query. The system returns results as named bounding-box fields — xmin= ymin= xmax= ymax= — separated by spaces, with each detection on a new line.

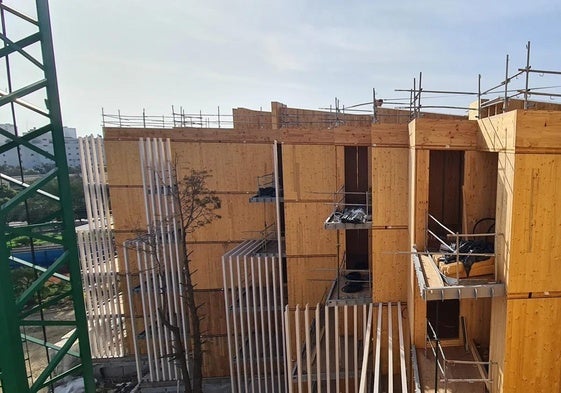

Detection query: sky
xmin=3 ymin=1 xmax=561 ymax=135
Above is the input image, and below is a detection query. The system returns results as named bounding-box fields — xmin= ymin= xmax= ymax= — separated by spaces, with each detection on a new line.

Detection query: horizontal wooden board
xmin=371 ymin=124 xmax=409 ymax=147
xmin=410 ymin=118 xmax=479 ymax=150
xmin=503 ymin=297 xmax=561 ymax=392
xmin=372 ymin=147 xmax=409 ymax=227
xmin=372 ymin=228 xmax=409 ymax=302
xmin=508 ymin=154 xmax=561 ymax=293
xmin=282 ymin=144 xmax=341 ymax=201
xmin=287 ymin=256 xmax=338 ymax=306
xmin=515 ymin=110 xmax=561 ymax=153
xmin=284 ymin=202 xmax=339 ymax=256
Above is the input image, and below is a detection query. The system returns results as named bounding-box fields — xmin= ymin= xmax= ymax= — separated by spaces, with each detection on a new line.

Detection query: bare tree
xmin=131 ymin=169 xmax=220 ymax=393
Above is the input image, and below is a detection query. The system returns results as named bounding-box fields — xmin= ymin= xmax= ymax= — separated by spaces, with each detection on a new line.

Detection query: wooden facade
xmin=104 ymin=101 xmax=561 ymax=391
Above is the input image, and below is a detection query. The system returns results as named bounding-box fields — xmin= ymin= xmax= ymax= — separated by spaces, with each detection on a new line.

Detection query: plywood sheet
xmin=413 ymin=150 xmax=430 ymax=250
xmin=282 ymin=144 xmax=340 ymax=201
xmin=503 ymin=298 xmax=561 ymax=392
xmin=372 ymin=228 xmax=409 ymax=302
xmin=287 ymin=256 xmax=338 ymax=306
xmin=489 ymin=296 xmax=507 ymax=393
xmin=284 ymin=202 xmax=338 ymax=257
xmin=509 ymin=154 xmax=561 ymax=293
xmin=202 ymin=336 xmax=231 ymax=377
xmin=172 ymin=142 xmax=274 ymax=192
xmin=372 ymin=148 xmax=409 ymax=227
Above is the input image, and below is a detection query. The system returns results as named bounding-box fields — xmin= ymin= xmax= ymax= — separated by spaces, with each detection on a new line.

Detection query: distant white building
xmin=0 ymin=124 xmax=82 ymax=169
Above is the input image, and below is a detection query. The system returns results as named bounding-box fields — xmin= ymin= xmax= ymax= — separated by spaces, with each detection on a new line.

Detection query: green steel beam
xmin=0 ymin=32 xmax=43 ymax=69
xmin=20 ymin=333 xmax=80 ymax=358
xmin=0 ymin=124 xmax=51 ymax=154
xmin=0 ymin=125 xmax=56 ymax=160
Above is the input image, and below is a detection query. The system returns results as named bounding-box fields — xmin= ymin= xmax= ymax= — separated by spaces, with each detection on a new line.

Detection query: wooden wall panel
xmin=282 ymin=144 xmax=340 ymax=201
xmin=108 ymin=187 xmax=146 ymax=231
xmin=503 ymin=298 xmax=561 ymax=392
xmin=515 ymin=110 xmax=561 ymax=153
xmin=189 ymin=242 xmax=239 ymax=290
xmin=509 ymin=154 xmax=561 ymax=293
xmin=372 ymin=148 xmax=409 ymax=227
xmin=105 ymin=140 xmax=143 ymax=186
xmin=476 ymin=111 xmax=517 ymax=152
xmin=189 ymin=194 xmax=276 ymax=243
xmin=172 ymin=142 xmax=273 ymax=192
xmin=202 ymin=336 xmax=231 ymax=377
xmin=490 ymin=296 xmax=507 ymax=393
xmin=495 ymin=151 xmax=515 ymax=285
xmin=372 ymin=228 xmax=409 ymax=302
xmin=463 ymin=151 xmax=498 ymax=234
xmin=195 ymin=290 xmax=227 ymax=336
xmin=412 ymin=270 xmax=426 ymax=348
xmin=411 ymin=119 xmax=478 ymax=150
xmin=371 ymin=124 xmax=409 ymax=147
xmin=460 ymin=298 xmax=491 ymax=347
xmin=232 ymin=108 xmax=272 ymax=129
xmin=412 ymin=150 xmax=430 ymax=250
xmin=284 ymin=202 xmax=338 ymax=257
xmin=287 ymin=256 xmax=337 ymax=306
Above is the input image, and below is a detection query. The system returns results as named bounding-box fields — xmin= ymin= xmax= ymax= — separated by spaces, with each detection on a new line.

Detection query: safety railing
xmin=426 ymin=319 xmax=493 ymax=392
xmin=427 ymin=214 xmax=496 ymax=283
xmin=324 ymin=186 xmax=372 ymax=230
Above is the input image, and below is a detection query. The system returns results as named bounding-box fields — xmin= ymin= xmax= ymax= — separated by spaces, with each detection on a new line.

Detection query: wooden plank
xmin=282 ymin=144 xmax=340 ymax=201
xmin=372 ymin=148 xmax=409 ymax=227
xmin=195 ymin=289 xmax=227 ymax=336
xmin=372 ymin=228 xmax=409 ymax=302
xmin=411 ymin=119 xmax=479 ymax=150
xmin=503 ymin=298 xmax=561 ymax=392
xmin=232 ymin=107 xmax=272 ymax=129
xmin=189 ymin=243 xmax=240 ymax=289
xmin=516 ymin=110 xmax=561 ymax=153
xmin=202 ymin=336 xmax=233 ymax=377
xmin=509 ymin=154 xmax=561 ymax=293
xmin=286 ymin=256 xmax=337 ymax=307
xmin=371 ymin=124 xmax=409 ymax=147
xmin=284 ymin=202 xmax=338 ymax=257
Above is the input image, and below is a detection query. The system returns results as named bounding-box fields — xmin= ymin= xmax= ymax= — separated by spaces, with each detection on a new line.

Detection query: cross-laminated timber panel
xmin=282 ymin=144 xmax=343 ymax=201
xmin=372 ymin=147 xmax=409 ymax=227
xmin=508 ymin=153 xmax=561 ymax=293
xmin=409 ymin=118 xmax=479 ymax=150
xmin=287 ymin=256 xmax=338 ymax=307
xmin=501 ymin=297 xmax=561 ymax=392
xmin=372 ymin=228 xmax=409 ymax=302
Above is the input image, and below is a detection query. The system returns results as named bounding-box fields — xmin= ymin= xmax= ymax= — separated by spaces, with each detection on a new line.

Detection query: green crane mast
xmin=0 ymin=1 xmax=94 ymax=392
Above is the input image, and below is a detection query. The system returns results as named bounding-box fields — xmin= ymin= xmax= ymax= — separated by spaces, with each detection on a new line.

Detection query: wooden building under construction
xmin=100 ymin=95 xmax=561 ymax=392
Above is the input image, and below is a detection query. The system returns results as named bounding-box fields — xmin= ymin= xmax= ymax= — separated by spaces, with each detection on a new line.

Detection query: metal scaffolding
xmin=0 ymin=1 xmax=94 ymax=392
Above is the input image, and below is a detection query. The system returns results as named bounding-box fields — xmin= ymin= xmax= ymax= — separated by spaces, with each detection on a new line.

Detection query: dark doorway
xmin=428 ymin=150 xmax=464 ymax=249
xmin=427 ymin=299 xmax=460 ymax=339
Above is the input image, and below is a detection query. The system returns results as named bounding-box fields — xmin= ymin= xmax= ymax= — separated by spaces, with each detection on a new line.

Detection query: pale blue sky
xmin=6 ymin=1 xmax=561 ymax=135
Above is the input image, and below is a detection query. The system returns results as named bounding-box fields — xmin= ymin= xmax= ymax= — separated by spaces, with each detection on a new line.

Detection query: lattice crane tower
xmin=0 ymin=1 xmax=94 ymax=392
